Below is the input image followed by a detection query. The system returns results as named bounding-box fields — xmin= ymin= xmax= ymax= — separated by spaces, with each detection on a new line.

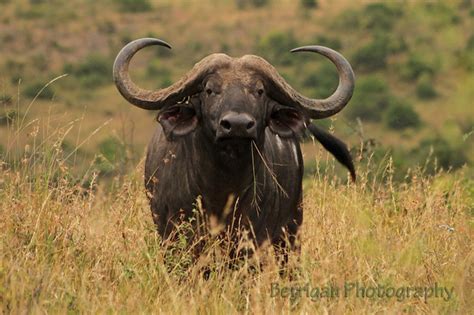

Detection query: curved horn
xmin=113 ymin=38 xmax=172 ymax=110
xmin=290 ymin=46 xmax=355 ymax=118
xmin=242 ymin=45 xmax=354 ymax=119
xmin=113 ymin=38 xmax=233 ymax=110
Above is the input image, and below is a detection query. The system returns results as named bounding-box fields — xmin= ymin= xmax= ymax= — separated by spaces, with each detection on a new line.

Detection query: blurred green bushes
xmin=416 ymin=74 xmax=438 ymax=99
xmin=0 ymin=110 xmax=17 ymax=126
xmin=300 ymin=0 xmax=318 ymax=9
xmin=114 ymin=0 xmax=152 ymax=13
xmin=334 ymin=3 xmax=402 ymax=32
xmin=302 ymin=62 xmax=338 ymax=98
xmin=346 ymin=76 xmax=391 ymax=121
xmin=0 ymin=94 xmax=13 ymax=106
xmin=235 ymin=0 xmax=270 ymax=9
xmin=352 ymin=33 xmax=406 ymax=72
xmin=64 ymin=54 xmax=111 ymax=88
xmin=312 ymin=35 xmax=341 ymax=50
xmin=257 ymin=31 xmax=300 ymax=65
xmin=411 ymin=136 xmax=468 ymax=172
xmin=399 ymin=53 xmax=437 ymax=81
xmin=147 ymin=60 xmax=173 ymax=88
xmin=23 ymin=81 xmax=55 ymax=100
xmin=384 ymin=101 xmax=421 ymax=130
xmin=95 ymin=136 xmax=127 ymax=175
xmin=363 ymin=3 xmax=403 ymax=31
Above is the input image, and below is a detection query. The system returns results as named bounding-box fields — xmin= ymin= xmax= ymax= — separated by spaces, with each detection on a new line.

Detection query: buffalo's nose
xmin=218 ymin=112 xmax=257 ymax=139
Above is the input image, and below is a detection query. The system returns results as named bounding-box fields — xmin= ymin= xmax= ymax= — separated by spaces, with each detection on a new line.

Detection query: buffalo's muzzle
xmin=217 ymin=112 xmax=257 ymax=140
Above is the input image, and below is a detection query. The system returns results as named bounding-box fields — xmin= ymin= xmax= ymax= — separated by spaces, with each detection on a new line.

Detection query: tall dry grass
xmin=0 ymin=83 xmax=473 ymax=314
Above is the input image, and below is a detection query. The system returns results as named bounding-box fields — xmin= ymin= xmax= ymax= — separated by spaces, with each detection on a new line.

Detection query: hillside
xmin=0 ymin=0 xmax=473 ymax=180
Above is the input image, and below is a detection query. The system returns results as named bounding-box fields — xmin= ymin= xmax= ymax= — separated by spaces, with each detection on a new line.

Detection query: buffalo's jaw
xmin=215 ymin=137 xmax=254 ymax=160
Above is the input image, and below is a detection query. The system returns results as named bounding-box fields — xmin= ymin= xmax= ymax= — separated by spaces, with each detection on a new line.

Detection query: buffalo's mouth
xmin=215 ymin=137 xmax=254 ymax=159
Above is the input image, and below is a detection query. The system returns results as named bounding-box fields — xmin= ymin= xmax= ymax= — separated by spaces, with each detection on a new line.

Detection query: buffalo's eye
xmin=257 ymin=88 xmax=264 ymax=96
xmin=206 ymin=88 xmax=213 ymax=95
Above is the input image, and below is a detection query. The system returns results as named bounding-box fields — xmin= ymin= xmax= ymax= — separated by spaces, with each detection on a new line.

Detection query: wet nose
xmin=218 ymin=112 xmax=257 ymax=139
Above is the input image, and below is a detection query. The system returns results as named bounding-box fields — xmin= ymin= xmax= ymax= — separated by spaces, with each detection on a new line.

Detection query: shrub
xmin=300 ymin=0 xmax=318 ymax=9
xmin=154 ymin=42 xmax=172 ymax=58
xmin=98 ymin=20 xmax=116 ymax=34
xmin=95 ymin=137 xmax=126 ymax=175
xmin=4 ymin=59 xmax=25 ymax=83
xmin=235 ymin=0 xmax=269 ymax=9
xmin=352 ymin=35 xmax=390 ymax=72
xmin=335 ymin=9 xmax=361 ymax=30
xmin=115 ymin=0 xmax=152 ymax=12
xmin=78 ymin=73 xmax=109 ymax=88
xmin=467 ymin=34 xmax=474 ymax=51
xmin=399 ymin=54 xmax=436 ymax=81
xmin=257 ymin=31 xmax=299 ymax=65
xmin=313 ymin=35 xmax=341 ymax=50
xmin=147 ymin=60 xmax=173 ymax=88
xmin=23 ymin=81 xmax=55 ymax=100
xmin=416 ymin=74 xmax=437 ymax=99
xmin=411 ymin=136 xmax=468 ymax=171
xmin=251 ymin=0 xmax=269 ymax=7
xmin=384 ymin=101 xmax=421 ymax=130
xmin=65 ymin=54 xmax=111 ymax=88
xmin=0 ymin=94 xmax=12 ymax=106
xmin=186 ymin=41 xmax=203 ymax=54
xmin=363 ymin=3 xmax=403 ymax=31
xmin=302 ymin=62 xmax=338 ymax=98
xmin=0 ymin=110 xmax=17 ymax=126
xmin=15 ymin=6 xmax=45 ymax=19
xmin=456 ymin=117 xmax=474 ymax=135
xmin=424 ymin=2 xmax=461 ymax=26
xmin=346 ymin=76 xmax=391 ymax=121
xmin=32 ymin=53 xmax=49 ymax=72
xmin=457 ymin=50 xmax=474 ymax=71
xmin=99 ymin=137 xmax=125 ymax=163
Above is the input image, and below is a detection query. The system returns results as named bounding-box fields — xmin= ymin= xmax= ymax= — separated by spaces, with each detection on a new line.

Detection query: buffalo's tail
xmin=307 ymin=123 xmax=356 ymax=182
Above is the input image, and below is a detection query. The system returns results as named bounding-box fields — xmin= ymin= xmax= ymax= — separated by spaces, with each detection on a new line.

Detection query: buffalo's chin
xmin=215 ymin=137 xmax=253 ymax=159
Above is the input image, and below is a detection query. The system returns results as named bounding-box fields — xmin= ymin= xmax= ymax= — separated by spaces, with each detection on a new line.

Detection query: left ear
xmin=268 ymin=102 xmax=305 ymax=137
xmin=157 ymin=97 xmax=200 ymax=140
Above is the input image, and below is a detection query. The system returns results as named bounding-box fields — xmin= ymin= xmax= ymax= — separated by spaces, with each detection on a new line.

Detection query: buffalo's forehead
xmin=214 ymin=57 xmax=270 ymax=87
xmin=197 ymin=53 xmax=274 ymax=87
xmin=214 ymin=67 xmax=260 ymax=87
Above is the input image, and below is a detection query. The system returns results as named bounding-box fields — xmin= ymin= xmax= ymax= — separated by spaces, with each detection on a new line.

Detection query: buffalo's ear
xmin=158 ymin=100 xmax=199 ymax=140
xmin=268 ymin=105 xmax=305 ymax=138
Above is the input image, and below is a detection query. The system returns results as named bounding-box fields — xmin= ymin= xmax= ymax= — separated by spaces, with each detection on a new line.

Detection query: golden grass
xmin=0 ymin=108 xmax=473 ymax=314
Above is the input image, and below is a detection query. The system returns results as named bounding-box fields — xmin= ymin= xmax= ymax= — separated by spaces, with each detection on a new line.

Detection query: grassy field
xmin=1 ymin=0 xmax=473 ymax=313
xmin=0 ymin=114 xmax=473 ymax=313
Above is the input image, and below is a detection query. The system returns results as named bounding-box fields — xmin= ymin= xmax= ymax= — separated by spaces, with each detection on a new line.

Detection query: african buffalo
xmin=113 ymin=38 xmax=355 ymax=258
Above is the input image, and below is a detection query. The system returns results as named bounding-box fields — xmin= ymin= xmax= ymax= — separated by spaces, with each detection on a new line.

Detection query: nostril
xmin=246 ymin=121 xmax=255 ymax=130
xmin=220 ymin=119 xmax=231 ymax=130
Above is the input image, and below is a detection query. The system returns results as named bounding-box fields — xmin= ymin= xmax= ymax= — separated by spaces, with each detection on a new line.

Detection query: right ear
xmin=158 ymin=97 xmax=200 ymax=140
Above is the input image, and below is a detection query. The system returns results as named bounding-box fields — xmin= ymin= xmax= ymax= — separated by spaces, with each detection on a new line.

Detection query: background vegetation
xmin=0 ymin=0 xmax=473 ymax=313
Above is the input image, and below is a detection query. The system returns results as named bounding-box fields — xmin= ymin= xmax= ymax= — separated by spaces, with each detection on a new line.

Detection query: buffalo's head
xmin=113 ymin=38 xmax=354 ymax=156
